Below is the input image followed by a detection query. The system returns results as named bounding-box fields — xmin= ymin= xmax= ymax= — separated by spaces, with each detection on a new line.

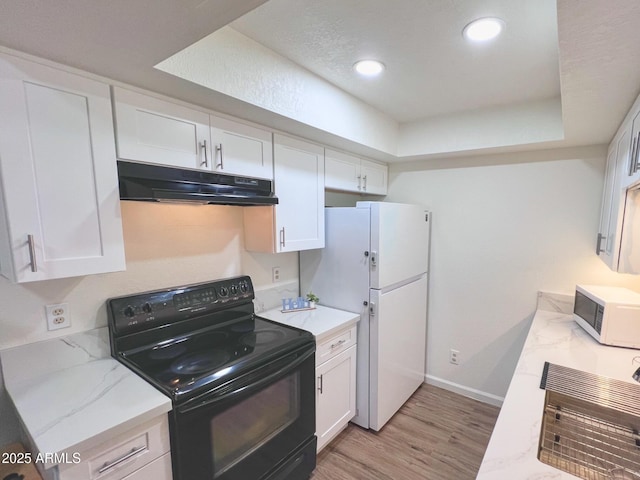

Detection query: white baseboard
xmin=425 ymin=374 xmax=504 ymax=407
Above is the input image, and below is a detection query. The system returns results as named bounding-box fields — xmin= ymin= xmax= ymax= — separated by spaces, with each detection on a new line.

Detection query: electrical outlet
xmin=46 ymin=303 xmax=70 ymax=331
xmin=272 ymin=266 xmax=281 ymax=282
xmin=449 ymin=348 xmax=460 ymax=365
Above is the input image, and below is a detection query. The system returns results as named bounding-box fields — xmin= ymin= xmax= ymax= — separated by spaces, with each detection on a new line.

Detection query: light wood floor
xmin=311 ymin=384 xmax=501 ymax=480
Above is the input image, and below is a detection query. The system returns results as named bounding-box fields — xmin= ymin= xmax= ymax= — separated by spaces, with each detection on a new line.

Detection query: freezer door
xmin=369 ymin=274 xmax=428 ymax=431
xmin=368 ymin=202 xmax=430 ymax=289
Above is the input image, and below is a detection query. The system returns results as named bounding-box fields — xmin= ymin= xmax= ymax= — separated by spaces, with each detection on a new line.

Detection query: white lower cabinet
xmin=121 ymin=453 xmax=172 ymax=480
xmin=315 ymin=326 xmax=357 ymax=452
xmin=0 ymin=53 xmax=125 ymax=282
xmin=56 ymin=416 xmax=171 ymax=480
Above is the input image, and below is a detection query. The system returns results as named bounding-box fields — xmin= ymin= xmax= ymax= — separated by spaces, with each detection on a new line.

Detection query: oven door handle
xmin=178 ymin=346 xmax=314 ymax=414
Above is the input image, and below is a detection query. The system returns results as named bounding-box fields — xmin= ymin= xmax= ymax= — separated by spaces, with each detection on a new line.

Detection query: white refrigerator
xmin=300 ymin=201 xmax=430 ymax=431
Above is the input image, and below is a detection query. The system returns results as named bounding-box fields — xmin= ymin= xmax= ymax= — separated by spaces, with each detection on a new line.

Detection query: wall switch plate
xmin=449 ymin=348 xmax=460 ymax=365
xmin=272 ymin=266 xmax=281 ymax=282
xmin=46 ymin=303 xmax=70 ymax=331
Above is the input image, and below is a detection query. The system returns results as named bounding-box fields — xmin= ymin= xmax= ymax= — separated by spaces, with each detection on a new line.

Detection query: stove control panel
xmin=108 ymin=276 xmax=254 ymax=335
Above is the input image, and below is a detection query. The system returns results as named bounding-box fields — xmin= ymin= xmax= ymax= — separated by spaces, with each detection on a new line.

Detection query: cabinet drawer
xmin=121 ymin=452 xmax=172 ymax=480
xmin=58 ymin=415 xmax=170 ymax=480
xmin=316 ymin=326 xmax=357 ymax=366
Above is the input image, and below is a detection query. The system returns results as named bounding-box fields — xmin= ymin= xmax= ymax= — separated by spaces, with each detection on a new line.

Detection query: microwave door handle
xmin=178 ymin=347 xmax=314 ymax=414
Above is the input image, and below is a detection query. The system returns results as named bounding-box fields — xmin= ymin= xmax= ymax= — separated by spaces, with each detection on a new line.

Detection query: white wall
xmin=386 ymin=145 xmax=640 ymax=403
xmin=157 ymin=27 xmax=399 ymax=157
xmin=398 ymin=97 xmax=564 ymax=157
xmin=0 ymin=201 xmax=297 ymax=444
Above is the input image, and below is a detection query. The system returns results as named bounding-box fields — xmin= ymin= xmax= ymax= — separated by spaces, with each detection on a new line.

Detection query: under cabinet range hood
xmin=116 ymin=160 xmax=278 ymax=206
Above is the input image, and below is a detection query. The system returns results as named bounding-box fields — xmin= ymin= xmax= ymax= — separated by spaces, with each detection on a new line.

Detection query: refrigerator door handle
xmin=370 ymin=251 xmax=377 ymax=267
xmin=369 ymin=302 xmax=376 ymax=316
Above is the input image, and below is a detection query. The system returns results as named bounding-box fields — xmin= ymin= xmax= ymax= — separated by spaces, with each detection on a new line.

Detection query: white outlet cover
xmin=45 ymin=303 xmax=70 ymax=331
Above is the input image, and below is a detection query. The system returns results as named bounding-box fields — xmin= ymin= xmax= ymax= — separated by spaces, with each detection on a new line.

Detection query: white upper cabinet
xmin=209 ymin=115 xmax=273 ymax=179
xmin=112 ymin=88 xmax=274 ymax=179
xmin=244 ymin=135 xmax=324 ymax=252
xmin=112 ymin=86 xmax=210 ymax=170
xmin=325 ymin=149 xmax=387 ymax=195
xmin=624 ymin=108 xmax=640 ymax=188
xmin=596 ymin=90 xmax=640 ymax=272
xmin=360 ymin=159 xmax=388 ymax=195
xmin=0 ymin=54 xmax=125 ymax=282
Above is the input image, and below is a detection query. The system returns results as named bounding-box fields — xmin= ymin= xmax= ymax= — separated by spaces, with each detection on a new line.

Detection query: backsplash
xmin=253 ymin=280 xmax=299 ymax=314
xmin=537 ymin=291 xmax=574 ymax=314
xmin=0 ymin=202 xmax=298 ymax=350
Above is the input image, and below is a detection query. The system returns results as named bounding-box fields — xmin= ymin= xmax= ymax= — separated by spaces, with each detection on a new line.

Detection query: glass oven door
xmin=170 ymin=344 xmax=316 ymax=480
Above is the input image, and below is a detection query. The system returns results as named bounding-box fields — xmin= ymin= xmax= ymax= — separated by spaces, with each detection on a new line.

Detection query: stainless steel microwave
xmin=573 ymin=284 xmax=640 ymax=348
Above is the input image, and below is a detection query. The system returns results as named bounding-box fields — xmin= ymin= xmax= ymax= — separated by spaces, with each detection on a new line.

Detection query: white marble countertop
xmin=0 ymin=328 xmax=171 ymax=468
xmin=259 ymin=305 xmax=360 ymax=341
xmin=477 ymin=305 xmax=640 ymax=479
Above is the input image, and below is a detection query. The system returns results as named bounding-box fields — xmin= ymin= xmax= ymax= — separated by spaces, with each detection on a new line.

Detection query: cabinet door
xmin=360 ymin=160 xmax=388 ymax=195
xmin=243 ymin=135 xmax=324 ymax=253
xmin=597 ymin=129 xmax=630 ymax=270
xmin=597 ymin=144 xmax=618 ymax=263
xmin=0 ymin=54 xmax=125 ymax=282
xmin=316 ymin=345 xmax=356 ymax=452
xmin=324 ymin=149 xmax=360 ymax=192
xmin=209 ymin=115 xmax=273 ymax=179
xmin=274 ymin=135 xmax=325 ymax=252
xmin=112 ymin=87 xmax=210 ymax=170
xmin=625 ymin=109 xmax=640 ymax=188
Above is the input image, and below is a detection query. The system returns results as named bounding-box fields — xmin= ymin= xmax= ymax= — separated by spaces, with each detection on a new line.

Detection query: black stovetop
xmin=107 ymin=276 xmax=314 ymax=404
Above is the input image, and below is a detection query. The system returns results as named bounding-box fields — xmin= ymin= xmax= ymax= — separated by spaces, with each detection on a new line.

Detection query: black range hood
xmin=117 ymin=160 xmax=278 ymax=206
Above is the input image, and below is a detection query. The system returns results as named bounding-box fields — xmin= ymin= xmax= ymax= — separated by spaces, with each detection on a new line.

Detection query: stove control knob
xmin=142 ymin=302 xmax=153 ymax=314
xmin=124 ymin=306 xmax=135 ymax=318
xmin=230 ymin=284 xmax=238 ymax=295
xmin=218 ymin=286 xmax=229 ymax=297
xmin=239 ymin=281 xmax=248 ymax=293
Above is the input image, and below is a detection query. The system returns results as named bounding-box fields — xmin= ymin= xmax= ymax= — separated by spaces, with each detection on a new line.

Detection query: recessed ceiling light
xmin=353 ymin=60 xmax=385 ymax=77
xmin=463 ymin=17 xmax=505 ymax=42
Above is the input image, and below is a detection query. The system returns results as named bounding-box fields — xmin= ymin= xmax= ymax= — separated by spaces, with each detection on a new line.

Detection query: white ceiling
xmin=230 ymin=0 xmax=561 ymax=123
xmin=0 ymin=0 xmax=639 ymax=162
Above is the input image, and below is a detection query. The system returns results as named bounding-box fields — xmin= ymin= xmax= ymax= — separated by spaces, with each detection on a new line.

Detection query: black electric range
xmin=107 ymin=276 xmax=317 ymax=480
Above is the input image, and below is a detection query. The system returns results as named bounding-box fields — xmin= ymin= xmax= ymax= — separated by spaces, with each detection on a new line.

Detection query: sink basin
xmin=538 ymin=363 xmax=640 ymax=479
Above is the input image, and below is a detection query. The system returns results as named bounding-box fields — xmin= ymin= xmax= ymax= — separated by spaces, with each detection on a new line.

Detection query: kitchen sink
xmin=538 ymin=363 xmax=640 ymax=479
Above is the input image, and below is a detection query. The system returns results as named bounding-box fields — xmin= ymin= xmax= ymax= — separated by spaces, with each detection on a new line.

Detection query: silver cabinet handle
xmin=330 ymin=339 xmax=346 ymax=349
xmin=596 ymin=233 xmax=606 ymax=255
xmin=363 ymin=174 xmax=368 ymax=191
xmin=279 ymin=227 xmax=286 ymax=248
xmin=200 ymin=139 xmax=208 ymax=167
xmin=630 ymin=136 xmax=639 ymax=175
xmin=635 ymin=132 xmax=640 ymax=174
xmin=215 ymin=144 xmax=224 ymax=169
xmin=317 ymin=375 xmax=323 ymax=394
xmin=357 ymin=175 xmax=362 ymax=190
xmin=98 ymin=446 xmax=146 ymax=474
xmin=27 ymin=234 xmax=37 ymax=272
